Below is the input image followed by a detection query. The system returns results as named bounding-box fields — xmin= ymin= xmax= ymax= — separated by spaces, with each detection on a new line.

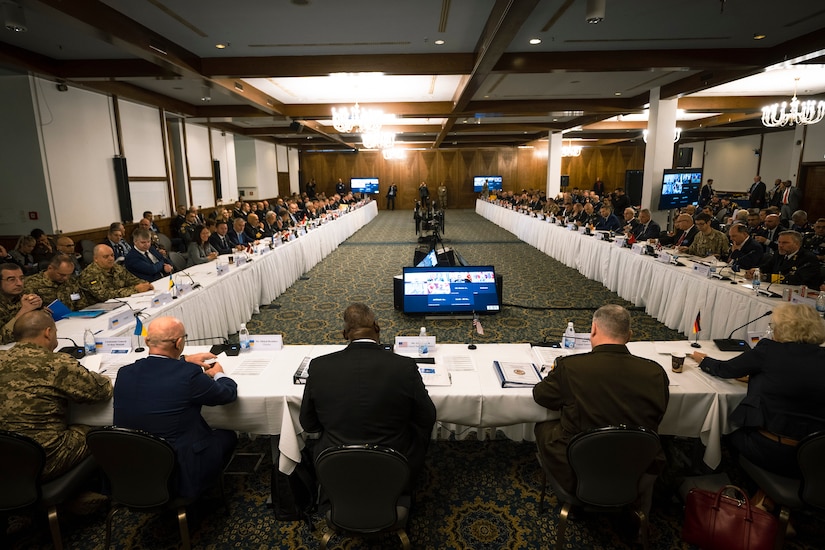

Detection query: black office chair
xmin=315 ymin=444 xmax=412 ymax=550
xmin=86 ymin=426 xmax=198 ymax=550
xmin=739 ymin=431 xmax=825 ymax=550
xmin=538 ymin=425 xmax=662 ymax=550
xmin=0 ymin=429 xmax=98 ymax=550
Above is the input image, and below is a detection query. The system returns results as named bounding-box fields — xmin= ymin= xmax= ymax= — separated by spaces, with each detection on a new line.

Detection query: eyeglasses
xmin=158 ymin=333 xmax=187 ymax=344
xmin=2 ymin=276 xmax=24 ymax=283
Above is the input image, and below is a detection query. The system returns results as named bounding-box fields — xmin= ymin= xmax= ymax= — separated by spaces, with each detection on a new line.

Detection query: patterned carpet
xmin=7 ymin=209 xmax=824 ymax=548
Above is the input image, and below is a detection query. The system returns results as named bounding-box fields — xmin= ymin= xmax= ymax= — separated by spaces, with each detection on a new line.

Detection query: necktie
xmin=783 ymin=189 xmax=789 ymax=204
xmin=144 ymin=251 xmax=151 ymax=262
xmin=676 ymin=231 xmax=686 ymax=247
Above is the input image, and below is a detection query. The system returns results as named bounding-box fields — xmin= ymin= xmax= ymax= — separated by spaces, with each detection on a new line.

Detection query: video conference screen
xmin=402 ymin=265 xmax=500 ymax=315
xmin=657 ymin=169 xmax=702 ymax=210
xmin=473 ymin=176 xmax=503 ymax=192
xmin=351 ymin=177 xmax=379 ymax=194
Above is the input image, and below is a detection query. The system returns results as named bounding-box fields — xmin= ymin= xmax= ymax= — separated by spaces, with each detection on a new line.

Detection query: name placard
xmin=216 ymin=263 xmax=229 ymax=276
xmin=98 ymin=337 xmax=131 ymax=353
xmin=613 ymin=236 xmax=626 ymax=248
xmin=692 ymin=264 xmax=712 ymax=278
xmin=394 ymin=336 xmax=437 ymax=353
xmin=235 ymin=255 xmax=247 ymax=266
xmin=249 ymin=334 xmax=283 ymax=351
xmin=108 ymin=309 xmax=135 ymax=330
xmin=152 ymin=292 xmax=173 ymax=307
xmin=657 ymin=251 xmax=672 ymax=264
xmin=631 ymin=243 xmax=646 ymax=255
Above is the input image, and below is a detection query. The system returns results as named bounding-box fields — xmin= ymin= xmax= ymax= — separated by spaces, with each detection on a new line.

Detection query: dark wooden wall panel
xmin=300 ymin=144 xmax=645 ymax=209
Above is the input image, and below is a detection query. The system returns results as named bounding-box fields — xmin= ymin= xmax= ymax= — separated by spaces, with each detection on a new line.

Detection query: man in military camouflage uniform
xmin=0 ymin=311 xmax=112 ymax=479
xmin=0 ymin=263 xmax=43 ymax=344
xmin=23 ymin=253 xmax=90 ymax=311
xmin=79 ymin=244 xmax=153 ymax=303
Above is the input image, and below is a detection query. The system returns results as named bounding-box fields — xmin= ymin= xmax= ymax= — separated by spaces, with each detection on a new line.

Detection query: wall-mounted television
xmin=351 ymin=177 xmax=379 ymax=194
xmin=657 ymin=168 xmax=703 ymax=210
xmin=402 ymin=265 xmax=501 ymax=316
xmin=473 ymin=176 xmax=503 ymax=192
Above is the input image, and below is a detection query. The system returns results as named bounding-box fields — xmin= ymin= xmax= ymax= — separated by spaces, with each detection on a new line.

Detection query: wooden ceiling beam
xmin=79 ymin=80 xmax=196 ymax=116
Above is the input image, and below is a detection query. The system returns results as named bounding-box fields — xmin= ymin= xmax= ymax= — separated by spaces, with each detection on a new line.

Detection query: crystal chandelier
xmin=643 ymin=127 xmax=681 ymax=143
xmin=331 ymin=103 xmax=384 ymax=133
xmin=383 ymin=148 xmax=406 ymax=160
xmin=561 ymin=141 xmax=582 ymax=157
xmin=361 ymin=131 xmax=395 ymax=150
xmin=762 ymin=78 xmax=825 ymax=127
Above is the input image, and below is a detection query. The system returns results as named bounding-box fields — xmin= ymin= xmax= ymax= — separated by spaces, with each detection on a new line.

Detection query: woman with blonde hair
xmin=691 ymin=303 xmax=825 ymax=477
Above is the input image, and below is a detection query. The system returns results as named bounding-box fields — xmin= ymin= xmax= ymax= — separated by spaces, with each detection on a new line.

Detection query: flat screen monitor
xmin=657 ymin=168 xmax=702 ymax=210
xmin=402 ymin=265 xmax=501 ymax=315
xmin=473 ymin=176 xmax=503 ymax=192
xmin=351 ymin=177 xmax=379 ymax=194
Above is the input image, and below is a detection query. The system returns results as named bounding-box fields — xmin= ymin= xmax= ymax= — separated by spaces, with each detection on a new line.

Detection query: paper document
xmin=417 ymin=362 xmax=452 ymax=386
xmin=231 ymin=357 xmax=270 ymax=376
xmin=97 ymin=356 xmax=136 ymax=380
xmin=443 ymin=355 xmax=475 ymax=372
xmin=493 ymin=361 xmax=541 ymax=388
xmin=531 ymin=347 xmax=573 ymax=374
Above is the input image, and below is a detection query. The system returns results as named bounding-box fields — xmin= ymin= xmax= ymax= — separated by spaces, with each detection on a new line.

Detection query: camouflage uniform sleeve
xmin=117 ymin=265 xmax=145 ymax=292
xmin=0 ymin=296 xmax=21 ymax=344
xmin=52 ymin=352 xmax=113 ymax=403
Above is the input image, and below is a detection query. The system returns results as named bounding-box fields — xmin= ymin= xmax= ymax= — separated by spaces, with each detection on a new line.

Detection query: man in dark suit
xmin=300 ymin=303 xmax=436 ymax=484
xmin=727 ymin=223 xmax=764 ymax=271
xmin=672 ymin=213 xmax=699 ymax=251
xmin=749 ymin=175 xmax=767 ymax=208
xmin=754 ymin=213 xmax=782 ymax=252
xmin=113 ymin=317 xmax=237 ymax=498
xmin=228 ymin=218 xmax=250 ymax=248
xmin=124 ymin=228 xmax=173 ymax=282
xmin=631 ymin=209 xmax=661 ymax=242
xmin=532 ymin=305 xmax=669 ymax=494
xmin=208 ymin=220 xmax=236 ymax=255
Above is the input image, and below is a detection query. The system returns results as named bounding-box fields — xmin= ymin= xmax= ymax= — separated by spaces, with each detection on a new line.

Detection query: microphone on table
xmin=57 ymin=337 xmax=86 ymax=359
xmin=756 ymin=279 xmax=781 ymax=298
xmin=177 ymin=270 xmax=202 ymax=290
xmin=184 ymin=336 xmax=239 ymax=356
xmin=713 ymin=310 xmax=772 ymax=352
xmin=110 ymin=298 xmax=147 ymax=352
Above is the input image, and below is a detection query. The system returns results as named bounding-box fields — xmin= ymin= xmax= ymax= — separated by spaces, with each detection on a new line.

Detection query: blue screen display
xmin=473 ymin=176 xmax=503 ymax=192
xmin=403 ymin=266 xmax=500 ymax=315
xmin=657 ymin=169 xmax=702 ymax=210
xmin=351 ymin=177 xmax=379 ymax=194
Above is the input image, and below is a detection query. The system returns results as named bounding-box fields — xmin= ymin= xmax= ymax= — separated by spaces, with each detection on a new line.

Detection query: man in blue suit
xmin=113 ymin=317 xmax=238 ymax=498
xmin=124 ymin=228 xmax=174 ymax=282
xmin=227 ymin=218 xmax=249 ymax=248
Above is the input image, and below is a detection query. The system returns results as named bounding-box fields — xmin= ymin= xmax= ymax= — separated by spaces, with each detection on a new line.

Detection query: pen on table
xmin=94 ymin=329 xmax=103 ymax=335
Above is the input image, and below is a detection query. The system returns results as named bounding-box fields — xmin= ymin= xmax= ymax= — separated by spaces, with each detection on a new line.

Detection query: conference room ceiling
xmin=2 ymin=0 xmax=825 ymax=151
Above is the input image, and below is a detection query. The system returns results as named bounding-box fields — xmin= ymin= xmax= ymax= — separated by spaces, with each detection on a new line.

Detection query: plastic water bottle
xmin=752 ymin=268 xmax=761 ymax=295
xmin=816 ymin=292 xmax=825 ymax=318
xmin=418 ymin=327 xmax=428 ymax=356
xmin=563 ymin=322 xmax=576 ymax=349
xmin=239 ymin=323 xmax=251 ymax=352
xmin=83 ymin=328 xmax=96 ymax=355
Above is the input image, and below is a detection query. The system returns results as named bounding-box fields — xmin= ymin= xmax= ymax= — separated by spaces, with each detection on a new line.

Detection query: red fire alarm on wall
xmin=28 ymin=211 xmax=38 ymax=220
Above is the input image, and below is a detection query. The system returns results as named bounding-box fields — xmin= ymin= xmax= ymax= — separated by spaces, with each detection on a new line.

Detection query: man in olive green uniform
xmin=532 ymin=305 xmax=669 ymax=494
xmin=0 ymin=311 xmax=112 ymax=480
xmin=0 ymin=263 xmax=43 ymax=344
xmin=23 ymin=253 xmax=90 ymax=311
xmin=79 ymin=244 xmax=153 ymax=303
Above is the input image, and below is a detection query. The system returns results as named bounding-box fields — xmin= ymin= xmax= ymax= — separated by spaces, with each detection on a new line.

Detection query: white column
xmin=642 ymin=87 xmax=678 ymax=228
xmin=546 ymin=132 xmax=563 ymax=199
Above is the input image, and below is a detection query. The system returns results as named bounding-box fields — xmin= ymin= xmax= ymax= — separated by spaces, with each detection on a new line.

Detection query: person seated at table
xmin=754 ymin=214 xmax=782 ymax=252
xmin=747 ymin=230 xmax=822 ymax=288
xmin=30 ymin=228 xmax=56 ymax=268
xmin=79 ymin=244 xmax=153 ymax=302
xmin=532 ymin=305 xmax=669 ymax=495
xmin=660 ymin=213 xmax=698 ymax=248
xmin=621 ymin=207 xmax=639 ymax=235
xmin=124 ymin=228 xmax=174 ymax=282
xmin=23 ymin=253 xmax=90 ymax=311
xmin=631 ymin=209 xmax=661 ymax=242
xmin=576 ymin=202 xmax=599 ymax=228
xmin=564 ymin=202 xmax=586 ymax=225
xmin=101 ymin=222 xmax=131 ymax=263
xmin=299 ymin=303 xmax=436 ymax=487
xmin=691 ymin=304 xmax=825 ymax=478
xmin=0 ymin=311 xmax=112 ymax=480
xmin=244 ymin=213 xmax=267 ymax=241
xmin=1 ymin=263 xmax=42 ymax=344
xmin=113 ymin=317 xmax=237 ymax=498
xmin=228 ymin=217 xmax=253 ymax=248
xmin=9 ymin=235 xmax=39 ymax=275
xmin=685 ymin=213 xmax=730 ymax=258
xmin=186 ymin=225 xmax=219 ymax=267
xmin=727 ymin=223 xmax=764 ymax=271
xmin=594 ymin=205 xmax=622 ymax=232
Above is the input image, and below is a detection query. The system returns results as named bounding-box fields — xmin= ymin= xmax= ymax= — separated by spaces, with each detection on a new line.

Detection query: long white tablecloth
xmin=476 ymin=200 xmax=779 ymax=339
xmin=71 ymin=340 xmax=745 ymax=473
xmin=55 ymin=201 xmax=378 ymax=346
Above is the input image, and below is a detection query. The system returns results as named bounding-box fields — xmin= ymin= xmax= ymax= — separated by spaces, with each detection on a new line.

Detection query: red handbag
xmin=682 ymin=485 xmax=778 ymax=550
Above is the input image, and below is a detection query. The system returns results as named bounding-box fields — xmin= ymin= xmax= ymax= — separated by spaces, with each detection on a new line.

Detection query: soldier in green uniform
xmin=79 ymin=244 xmax=153 ymax=303
xmin=1 ymin=263 xmax=43 ymax=344
xmin=23 ymin=253 xmax=91 ymax=311
xmin=0 ymin=311 xmax=112 ymax=480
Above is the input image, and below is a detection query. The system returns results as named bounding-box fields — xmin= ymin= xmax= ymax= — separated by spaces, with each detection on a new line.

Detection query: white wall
xmin=801 ymin=119 xmax=825 ymax=164
xmin=702 ymin=134 xmax=762 ymax=192
xmin=119 ymin=99 xmax=170 ymax=219
xmin=211 ymin=129 xmax=238 ymax=206
xmin=34 ymin=78 xmax=120 ymax=232
xmin=234 ymin=136 xmax=257 ymax=199
xmin=759 ymin=131 xmax=795 ymax=183
xmin=185 ymin=121 xmax=214 ymax=209
xmin=255 ymin=140 xmax=279 ymax=198
xmin=288 ymin=147 xmax=300 ymax=195
xmin=0 ymin=75 xmax=52 ymax=235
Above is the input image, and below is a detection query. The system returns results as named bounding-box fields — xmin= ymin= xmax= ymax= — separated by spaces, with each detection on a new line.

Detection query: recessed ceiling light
xmin=215 ymin=43 xmax=228 ymax=49
xmin=753 ymin=33 xmax=766 ymax=40
xmin=529 ymin=38 xmax=541 ymax=45
xmin=614 ymin=92 xmax=622 ymax=96
xmin=434 ymin=39 xmax=445 ymax=45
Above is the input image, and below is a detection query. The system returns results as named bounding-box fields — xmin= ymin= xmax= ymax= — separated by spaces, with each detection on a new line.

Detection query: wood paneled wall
xmin=300 ymin=143 xmax=646 ymax=209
